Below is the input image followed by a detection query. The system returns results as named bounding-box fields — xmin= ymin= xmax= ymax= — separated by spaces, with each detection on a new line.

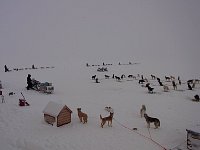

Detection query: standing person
xmin=26 ymin=74 xmax=34 ymax=90
xmin=4 ymin=65 xmax=9 ymax=72
xmin=95 ymin=78 xmax=100 ymax=83
xmin=112 ymin=74 xmax=115 ymax=79
xmin=172 ymin=80 xmax=177 ymax=90
xmin=188 ymin=83 xmax=192 ymax=90
xmin=32 ymin=64 xmax=35 ymax=69
xmin=178 ymin=79 xmax=181 ymax=85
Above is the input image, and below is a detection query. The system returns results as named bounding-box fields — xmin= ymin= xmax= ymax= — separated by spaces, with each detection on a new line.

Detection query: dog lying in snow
xmin=105 ymin=75 xmax=110 ymax=79
xmin=9 ymin=92 xmax=15 ymax=96
xmin=163 ymin=85 xmax=169 ymax=92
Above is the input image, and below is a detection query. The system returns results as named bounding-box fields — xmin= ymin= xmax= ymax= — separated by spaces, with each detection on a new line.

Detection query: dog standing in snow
xmin=144 ymin=113 xmax=160 ymax=129
xmin=140 ymin=105 xmax=146 ymax=118
xmin=100 ymin=112 xmax=114 ymax=128
xmin=77 ymin=108 xmax=88 ymax=124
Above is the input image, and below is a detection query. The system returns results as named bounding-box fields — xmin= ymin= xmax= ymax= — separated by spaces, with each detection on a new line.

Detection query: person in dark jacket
xmin=172 ymin=80 xmax=177 ymax=90
xmin=26 ymin=74 xmax=34 ymax=90
xmin=188 ymin=83 xmax=192 ymax=90
xmin=4 ymin=65 xmax=9 ymax=72
xmin=32 ymin=64 xmax=35 ymax=69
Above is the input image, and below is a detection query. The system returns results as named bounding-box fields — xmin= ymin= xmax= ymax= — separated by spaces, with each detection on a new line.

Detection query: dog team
xmin=77 ymin=104 xmax=160 ymax=129
xmin=92 ymin=73 xmax=199 ymax=95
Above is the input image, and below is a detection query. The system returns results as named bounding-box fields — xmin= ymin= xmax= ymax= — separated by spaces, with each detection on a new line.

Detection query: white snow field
xmin=0 ymin=62 xmax=199 ymax=150
xmin=0 ymin=0 xmax=200 ymax=150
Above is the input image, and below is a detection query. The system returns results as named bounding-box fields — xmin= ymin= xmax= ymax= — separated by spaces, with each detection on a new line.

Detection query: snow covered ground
xmin=0 ymin=62 xmax=199 ymax=150
xmin=0 ymin=0 xmax=200 ymax=150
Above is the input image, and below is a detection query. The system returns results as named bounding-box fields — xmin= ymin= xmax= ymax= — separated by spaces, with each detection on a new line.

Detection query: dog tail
xmin=100 ymin=115 xmax=102 ymax=120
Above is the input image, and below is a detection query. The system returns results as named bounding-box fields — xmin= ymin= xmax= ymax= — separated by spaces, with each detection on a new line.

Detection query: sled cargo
xmin=38 ymin=83 xmax=54 ymax=94
xmin=32 ymin=79 xmax=54 ymax=94
xmin=97 ymin=67 xmax=108 ymax=72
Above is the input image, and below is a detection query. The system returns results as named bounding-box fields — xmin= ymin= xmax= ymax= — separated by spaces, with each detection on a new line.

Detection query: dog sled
xmin=186 ymin=127 xmax=200 ymax=150
xmin=19 ymin=92 xmax=30 ymax=106
xmin=32 ymin=79 xmax=54 ymax=94
xmin=97 ymin=67 xmax=108 ymax=72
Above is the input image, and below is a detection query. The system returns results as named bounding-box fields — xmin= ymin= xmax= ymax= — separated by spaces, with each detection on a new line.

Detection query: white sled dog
xmin=140 ymin=105 xmax=146 ymax=118
xmin=163 ymin=85 xmax=169 ymax=92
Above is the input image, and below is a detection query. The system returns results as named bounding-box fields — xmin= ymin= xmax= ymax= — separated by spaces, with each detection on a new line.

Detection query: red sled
xmin=19 ymin=99 xmax=30 ymax=106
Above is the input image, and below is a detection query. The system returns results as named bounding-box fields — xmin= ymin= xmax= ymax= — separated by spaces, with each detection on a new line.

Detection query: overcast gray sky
xmin=0 ymin=0 xmax=200 ymax=71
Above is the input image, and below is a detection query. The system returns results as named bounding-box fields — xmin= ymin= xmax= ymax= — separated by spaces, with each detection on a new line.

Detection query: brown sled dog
xmin=100 ymin=112 xmax=114 ymax=128
xmin=144 ymin=113 xmax=160 ymax=129
xmin=77 ymin=108 xmax=88 ymax=124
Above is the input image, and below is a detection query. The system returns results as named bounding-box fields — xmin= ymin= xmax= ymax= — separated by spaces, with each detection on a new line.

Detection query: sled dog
xmin=165 ymin=76 xmax=171 ymax=81
xmin=9 ymin=92 xmax=15 ymax=96
xmin=147 ymin=86 xmax=154 ymax=93
xmin=77 ymin=108 xmax=88 ymax=124
xmin=163 ymin=85 xmax=169 ymax=92
xmin=151 ymin=75 xmax=156 ymax=80
xmin=140 ymin=105 xmax=146 ymax=118
xmin=139 ymin=79 xmax=145 ymax=84
xmin=100 ymin=112 xmax=113 ymax=128
xmin=115 ymin=76 xmax=121 ymax=81
xmin=144 ymin=113 xmax=160 ymax=129
xmin=128 ymin=75 xmax=136 ymax=79
xmin=92 ymin=75 xmax=96 ymax=80
xmin=105 ymin=75 xmax=110 ymax=79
